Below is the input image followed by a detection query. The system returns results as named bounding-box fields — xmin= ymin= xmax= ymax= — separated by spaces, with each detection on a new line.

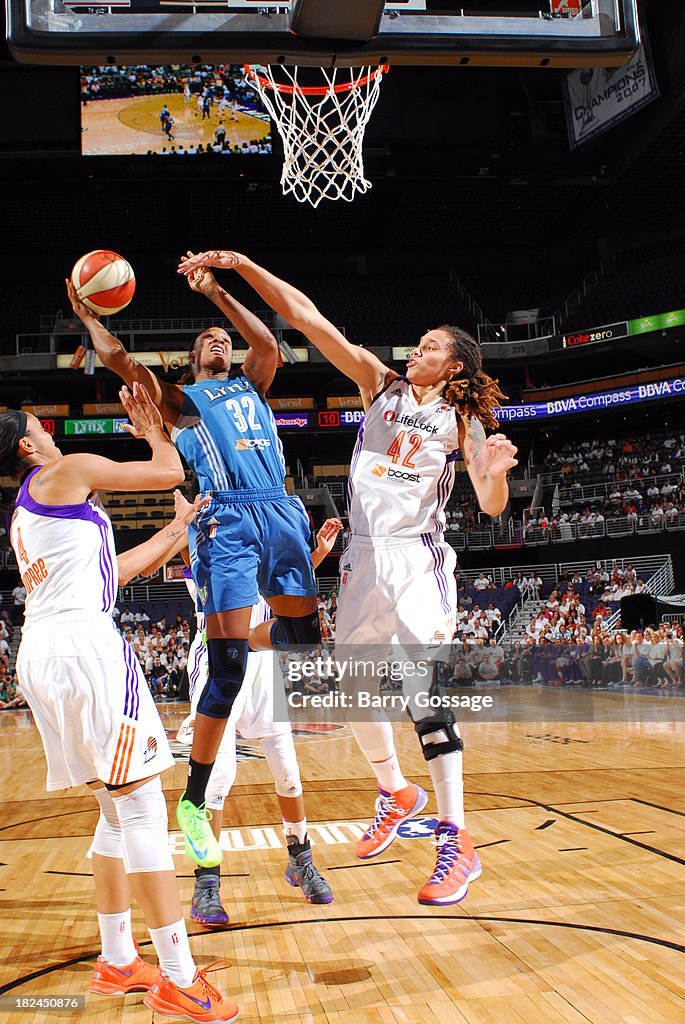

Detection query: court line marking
xmin=328 ymin=860 xmax=401 ymax=871
xmin=1 ymin=915 xmax=683 ymax=997
xmin=468 ymin=790 xmax=685 ymax=866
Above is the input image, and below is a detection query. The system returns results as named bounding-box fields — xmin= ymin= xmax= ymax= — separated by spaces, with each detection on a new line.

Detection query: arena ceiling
xmin=0 ymin=1 xmax=683 ymax=275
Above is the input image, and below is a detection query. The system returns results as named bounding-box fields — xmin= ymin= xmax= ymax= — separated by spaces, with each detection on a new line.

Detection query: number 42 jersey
xmin=172 ymin=374 xmax=287 ymax=494
xmin=347 ymin=376 xmax=461 ymax=539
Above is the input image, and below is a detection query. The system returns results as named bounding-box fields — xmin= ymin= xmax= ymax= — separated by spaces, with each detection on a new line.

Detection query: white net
xmin=243 ymin=64 xmax=388 ymax=208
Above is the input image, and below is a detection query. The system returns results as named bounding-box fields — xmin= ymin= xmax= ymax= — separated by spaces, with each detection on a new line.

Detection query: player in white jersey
xmin=0 ymin=388 xmax=239 ymax=1024
xmin=178 ymin=249 xmax=518 ymax=907
xmin=153 ymin=514 xmax=343 ymax=923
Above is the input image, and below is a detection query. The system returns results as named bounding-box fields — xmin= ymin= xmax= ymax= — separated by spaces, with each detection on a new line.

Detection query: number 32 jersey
xmin=172 ymin=374 xmax=286 ymax=493
xmin=348 ymin=376 xmax=461 ymax=539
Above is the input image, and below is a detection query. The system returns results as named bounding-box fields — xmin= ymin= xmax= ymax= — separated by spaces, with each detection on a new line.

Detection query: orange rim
xmin=243 ymin=64 xmax=389 ymax=96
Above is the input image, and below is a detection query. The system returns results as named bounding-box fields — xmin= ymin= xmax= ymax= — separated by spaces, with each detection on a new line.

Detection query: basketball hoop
xmin=243 ymin=64 xmax=389 ymax=208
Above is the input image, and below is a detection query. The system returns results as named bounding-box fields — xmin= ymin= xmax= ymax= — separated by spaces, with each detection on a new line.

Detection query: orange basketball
xmin=71 ymin=249 xmax=136 ymax=315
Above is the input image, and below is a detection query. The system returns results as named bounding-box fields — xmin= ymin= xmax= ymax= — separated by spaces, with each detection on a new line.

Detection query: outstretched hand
xmin=474 ymin=433 xmax=519 ymax=479
xmin=172 ymin=488 xmax=211 ymax=526
xmin=119 ymin=382 xmax=164 ymax=439
xmin=182 ymin=250 xmax=219 ymax=296
xmin=315 ymin=517 xmax=344 ymax=559
xmin=65 ymin=277 xmax=100 ymax=324
xmin=177 ymin=249 xmax=243 ymax=277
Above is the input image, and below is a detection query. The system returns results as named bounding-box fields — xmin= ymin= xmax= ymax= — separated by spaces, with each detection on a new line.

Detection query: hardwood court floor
xmin=1 ymin=692 xmax=684 ymax=1024
xmin=81 ymin=93 xmax=269 ymax=156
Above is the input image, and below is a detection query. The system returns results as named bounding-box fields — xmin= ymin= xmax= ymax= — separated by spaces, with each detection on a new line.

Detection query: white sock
xmin=349 ymin=720 xmax=408 ymax=792
xmin=284 ymin=818 xmax=308 ymax=844
xmin=97 ymin=909 xmax=136 ymax=966
xmin=372 ymin=753 xmax=410 ymax=794
xmin=427 ymin=747 xmax=465 ymax=827
xmin=149 ymin=920 xmax=196 ymax=988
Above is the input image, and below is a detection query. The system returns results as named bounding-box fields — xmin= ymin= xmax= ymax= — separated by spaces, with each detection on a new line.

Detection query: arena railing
xmin=455 ymin=553 xmax=672 ymax=590
xmin=557 ymin=469 xmax=685 ymax=506
xmin=456 ymin=511 xmax=685 ymax=550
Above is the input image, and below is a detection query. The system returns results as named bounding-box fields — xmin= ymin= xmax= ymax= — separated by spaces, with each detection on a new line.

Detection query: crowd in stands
xmin=156 ymin=138 xmax=272 ymax=158
xmin=0 ymin=610 xmax=26 ymax=709
xmin=439 ymin=625 xmax=683 ymax=689
xmin=528 ymin=432 xmax=685 ymax=542
xmin=114 ymin=605 xmax=193 ymax=701
xmin=544 ymin=432 xmax=685 ymax=484
xmin=81 ymin=64 xmax=260 ymax=112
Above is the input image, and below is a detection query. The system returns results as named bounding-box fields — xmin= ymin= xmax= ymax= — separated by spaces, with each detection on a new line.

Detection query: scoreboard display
xmin=39 ymin=412 xmax=365 ymax=440
xmin=316 ymin=410 xmax=364 ymax=429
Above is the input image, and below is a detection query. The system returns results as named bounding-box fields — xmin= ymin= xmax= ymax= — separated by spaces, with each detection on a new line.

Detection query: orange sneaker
xmin=417 ymin=822 xmax=482 ymax=906
xmin=89 ymin=945 xmax=158 ymax=996
xmin=355 ymin=784 xmax=428 ymax=859
xmin=143 ymin=967 xmax=239 ymax=1023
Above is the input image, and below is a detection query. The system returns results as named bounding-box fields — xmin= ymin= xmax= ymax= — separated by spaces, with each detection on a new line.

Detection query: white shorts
xmin=17 ymin=613 xmax=175 ymax=792
xmin=336 ymin=535 xmax=457 ymax=650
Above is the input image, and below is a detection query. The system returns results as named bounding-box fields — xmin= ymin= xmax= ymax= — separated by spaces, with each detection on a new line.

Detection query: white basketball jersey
xmin=347 ymin=376 xmax=461 ymax=538
xmin=10 ymin=468 xmax=117 ymax=623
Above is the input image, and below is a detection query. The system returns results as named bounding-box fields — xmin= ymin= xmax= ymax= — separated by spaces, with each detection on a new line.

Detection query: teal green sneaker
xmin=176 ymin=797 xmax=223 ymax=868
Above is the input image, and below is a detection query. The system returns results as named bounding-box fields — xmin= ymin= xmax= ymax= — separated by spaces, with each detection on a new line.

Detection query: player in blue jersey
xmin=66 ymin=264 xmax=321 ymax=869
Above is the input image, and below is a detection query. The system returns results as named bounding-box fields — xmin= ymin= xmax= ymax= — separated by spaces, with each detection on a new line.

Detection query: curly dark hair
xmin=437 ymin=325 xmax=508 ymax=430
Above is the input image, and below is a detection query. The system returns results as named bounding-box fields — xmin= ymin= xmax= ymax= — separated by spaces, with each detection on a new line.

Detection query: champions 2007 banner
xmin=563 ymin=41 xmax=659 ymax=150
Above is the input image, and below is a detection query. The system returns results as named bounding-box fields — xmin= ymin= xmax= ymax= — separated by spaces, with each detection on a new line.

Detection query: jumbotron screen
xmin=80 ymin=64 xmax=271 ymax=157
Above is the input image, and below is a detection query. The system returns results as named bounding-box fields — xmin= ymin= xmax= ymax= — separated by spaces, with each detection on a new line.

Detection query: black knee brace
xmin=269 ymin=611 xmax=320 ymax=651
xmin=197 ymin=638 xmax=249 ymax=718
xmin=413 ymin=711 xmax=464 ymax=762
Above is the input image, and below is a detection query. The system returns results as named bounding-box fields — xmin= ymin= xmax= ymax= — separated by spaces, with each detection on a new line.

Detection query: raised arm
xmin=66 ymin=279 xmax=183 ymax=426
xmin=458 ymin=416 xmax=518 ymax=518
xmin=183 ymin=259 xmax=279 ymax=394
xmin=116 ymin=490 xmax=209 ymax=585
xmin=32 ymin=384 xmax=185 ymax=505
xmin=178 ymin=250 xmax=389 ymax=407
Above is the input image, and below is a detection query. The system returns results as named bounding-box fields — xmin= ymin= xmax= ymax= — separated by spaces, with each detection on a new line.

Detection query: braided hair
xmin=438 ymin=325 xmax=508 ymax=430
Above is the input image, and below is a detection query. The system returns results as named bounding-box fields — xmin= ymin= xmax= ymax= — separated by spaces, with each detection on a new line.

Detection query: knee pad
xmin=269 ymin=612 xmax=320 ymax=651
xmin=413 ymin=711 xmax=464 ymax=762
xmin=198 ymin=638 xmax=249 ymax=718
xmin=260 ymin=730 xmax=302 ymax=798
xmin=111 ymin=776 xmax=174 ymax=873
xmin=89 ymin=787 xmax=123 ymax=860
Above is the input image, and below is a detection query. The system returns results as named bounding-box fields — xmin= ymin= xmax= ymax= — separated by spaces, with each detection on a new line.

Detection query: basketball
xmin=70 ymin=249 xmax=136 ymax=316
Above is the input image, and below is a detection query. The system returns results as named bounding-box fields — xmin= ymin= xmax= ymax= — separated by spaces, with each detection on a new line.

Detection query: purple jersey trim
xmin=421 ymin=533 xmax=451 ymax=616
xmin=16 ymin=467 xmax=109 ymax=524
xmin=17 ymin=467 xmax=116 ymax=613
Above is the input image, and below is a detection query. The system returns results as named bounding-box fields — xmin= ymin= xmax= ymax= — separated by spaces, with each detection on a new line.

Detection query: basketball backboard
xmin=7 ymin=1 xmax=640 ymax=69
